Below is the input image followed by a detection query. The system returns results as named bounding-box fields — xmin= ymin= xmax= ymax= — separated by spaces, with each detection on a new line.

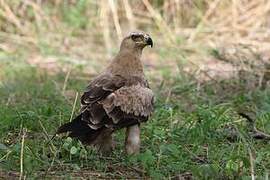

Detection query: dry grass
xmin=0 ymin=0 xmax=270 ymax=83
xmin=1 ymin=0 xmax=270 ymax=51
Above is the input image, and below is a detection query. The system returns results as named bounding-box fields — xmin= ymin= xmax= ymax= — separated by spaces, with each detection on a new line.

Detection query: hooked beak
xmin=145 ymin=36 xmax=153 ymax=48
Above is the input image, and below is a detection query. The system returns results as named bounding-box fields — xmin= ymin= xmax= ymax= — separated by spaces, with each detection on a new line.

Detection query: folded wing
xmin=80 ymin=73 xmax=154 ymax=130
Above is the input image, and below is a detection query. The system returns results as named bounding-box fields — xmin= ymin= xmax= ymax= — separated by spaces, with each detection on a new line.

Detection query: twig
xmin=141 ymin=0 xmax=175 ymax=44
xmin=122 ymin=0 xmax=136 ymax=30
xmin=248 ymin=148 xmax=255 ymax=180
xmin=62 ymin=68 xmax=71 ymax=94
xmin=100 ymin=0 xmax=112 ymax=56
xmin=0 ymin=32 xmax=37 ymax=45
xmin=69 ymin=92 xmax=79 ymax=122
xmin=188 ymin=0 xmax=221 ymax=43
xmin=108 ymin=0 xmax=122 ymax=42
xmin=19 ymin=128 xmax=26 ymax=180
xmin=23 ymin=0 xmax=53 ymax=30
xmin=0 ymin=0 xmax=28 ymax=35
xmin=38 ymin=118 xmax=57 ymax=153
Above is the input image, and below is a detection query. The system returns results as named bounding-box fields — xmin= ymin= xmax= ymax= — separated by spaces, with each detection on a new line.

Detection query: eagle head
xmin=120 ymin=31 xmax=153 ymax=51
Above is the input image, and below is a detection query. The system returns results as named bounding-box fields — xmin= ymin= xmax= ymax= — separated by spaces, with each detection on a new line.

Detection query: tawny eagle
xmin=57 ymin=31 xmax=154 ymax=154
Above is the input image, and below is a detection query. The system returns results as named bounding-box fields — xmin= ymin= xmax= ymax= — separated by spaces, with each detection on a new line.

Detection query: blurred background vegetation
xmin=1 ymin=0 xmax=270 ymax=179
xmin=1 ymin=0 xmax=270 ymax=76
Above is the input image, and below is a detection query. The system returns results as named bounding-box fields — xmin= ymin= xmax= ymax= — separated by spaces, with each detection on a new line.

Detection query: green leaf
xmin=70 ymin=146 xmax=78 ymax=155
xmin=66 ymin=137 xmax=73 ymax=144
xmin=225 ymin=160 xmax=238 ymax=172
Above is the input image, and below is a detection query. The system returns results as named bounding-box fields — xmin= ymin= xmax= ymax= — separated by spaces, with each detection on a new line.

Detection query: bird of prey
xmin=56 ymin=31 xmax=154 ymax=154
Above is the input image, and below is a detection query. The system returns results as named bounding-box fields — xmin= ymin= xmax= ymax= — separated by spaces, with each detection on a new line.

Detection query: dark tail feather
xmin=56 ymin=114 xmax=83 ymax=134
xmin=56 ymin=114 xmax=102 ymax=144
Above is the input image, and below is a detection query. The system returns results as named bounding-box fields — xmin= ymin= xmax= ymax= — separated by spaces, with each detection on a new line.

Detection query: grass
xmin=0 ymin=53 xmax=270 ymax=179
xmin=1 ymin=0 xmax=270 ymax=179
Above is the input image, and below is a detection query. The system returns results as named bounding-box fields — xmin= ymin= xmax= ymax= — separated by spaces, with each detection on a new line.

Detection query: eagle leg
xmin=125 ymin=124 xmax=140 ymax=155
xmin=94 ymin=128 xmax=114 ymax=155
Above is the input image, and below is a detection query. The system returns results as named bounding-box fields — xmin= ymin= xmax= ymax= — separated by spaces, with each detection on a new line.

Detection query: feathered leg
xmin=125 ymin=124 xmax=140 ymax=155
xmin=94 ymin=128 xmax=114 ymax=155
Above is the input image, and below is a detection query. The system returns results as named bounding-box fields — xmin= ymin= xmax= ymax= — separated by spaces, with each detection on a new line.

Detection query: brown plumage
xmin=57 ymin=31 xmax=154 ymax=154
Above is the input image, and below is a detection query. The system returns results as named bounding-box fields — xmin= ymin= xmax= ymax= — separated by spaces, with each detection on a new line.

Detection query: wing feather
xmin=100 ymin=84 xmax=154 ymax=122
xmin=79 ymin=73 xmax=154 ymax=130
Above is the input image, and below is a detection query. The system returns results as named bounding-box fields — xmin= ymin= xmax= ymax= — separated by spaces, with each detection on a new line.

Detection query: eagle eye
xmin=131 ymin=34 xmax=142 ymax=42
